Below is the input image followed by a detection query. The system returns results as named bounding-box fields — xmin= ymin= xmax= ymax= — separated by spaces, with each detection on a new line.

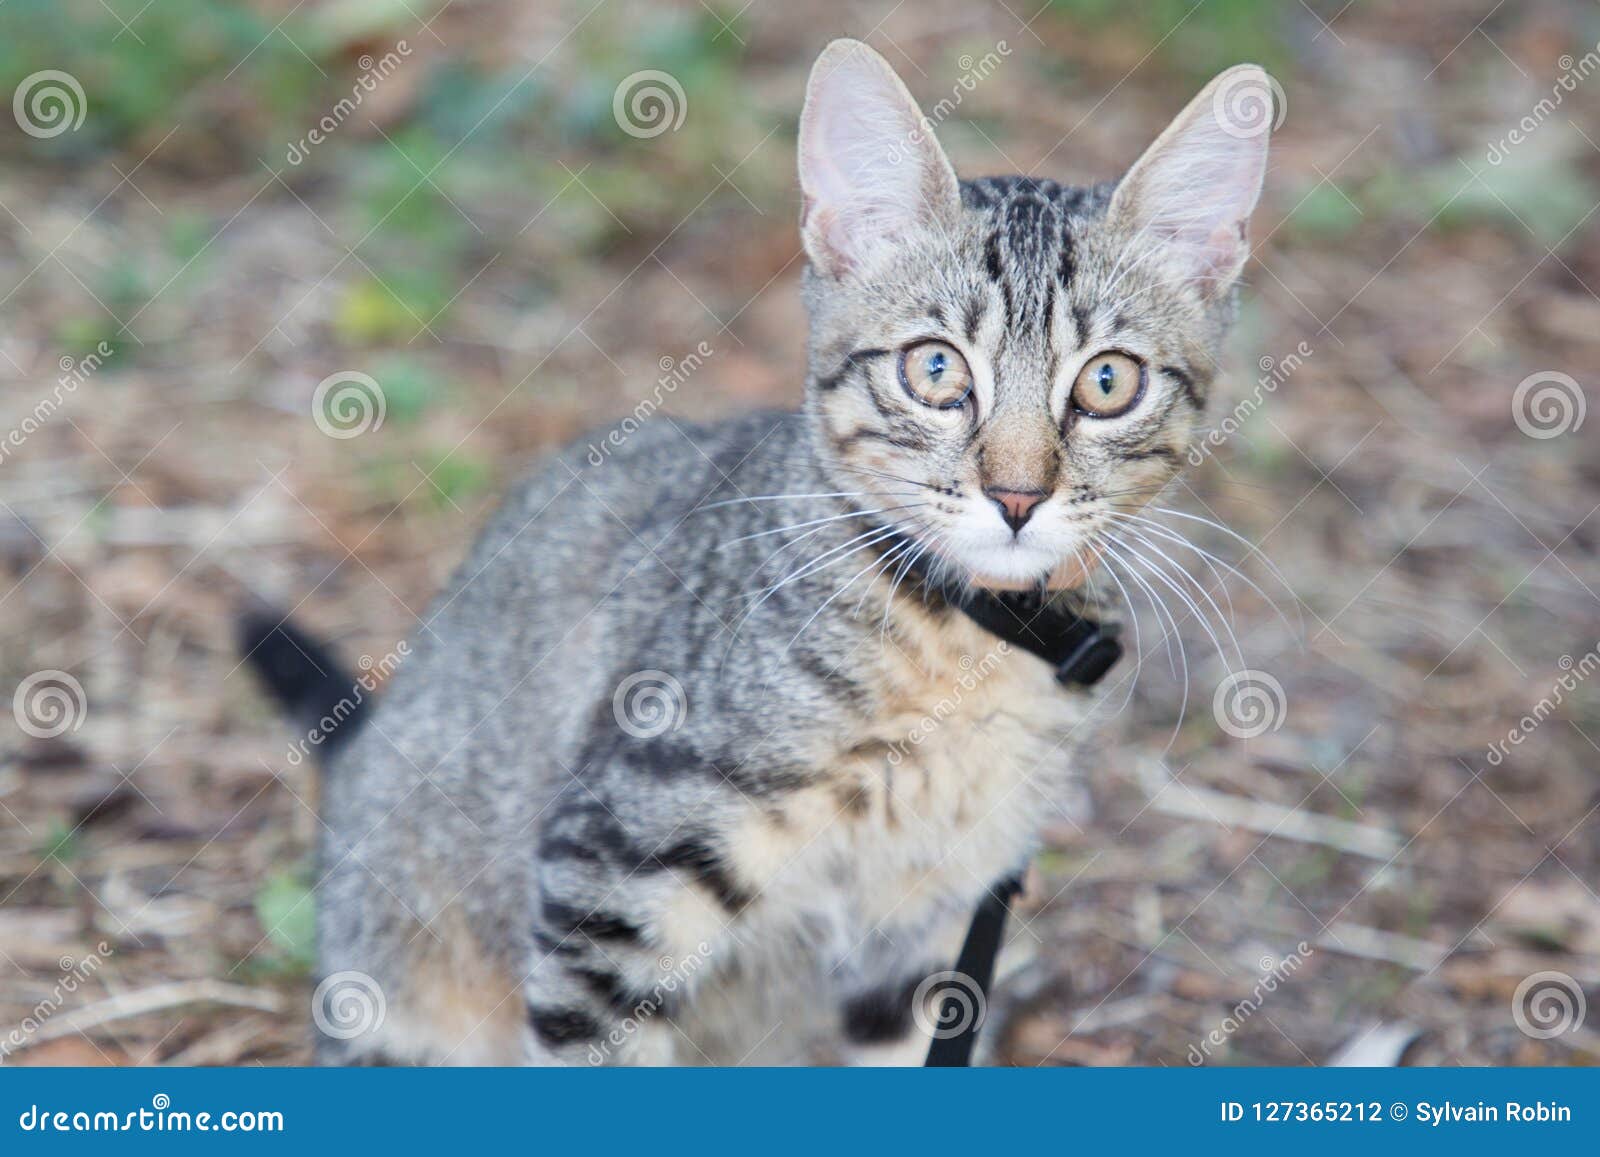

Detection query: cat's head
xmin=797 ymin=39 xmax=1270 ymax=590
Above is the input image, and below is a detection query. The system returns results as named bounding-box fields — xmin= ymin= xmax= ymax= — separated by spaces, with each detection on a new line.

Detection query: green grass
xmin=1047 ymin=0 xmax=1296 ymax=78
xmin=253 ymin=866 xmax=317 ymax=972
xmin=0 ymin=0 xmax=323 ymax=159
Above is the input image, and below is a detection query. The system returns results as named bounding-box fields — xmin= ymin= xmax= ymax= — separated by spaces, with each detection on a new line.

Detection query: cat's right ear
xmin=798 ymin=39 xmax=961 ymax=279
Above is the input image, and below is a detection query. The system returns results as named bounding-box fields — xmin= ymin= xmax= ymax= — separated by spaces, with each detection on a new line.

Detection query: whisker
xmin=851 ymin=536 xmax=915 ymax=618
xmin=692 ymin=491 xmax=883 ymax=512
xmin=720 ymin=520 xmax=910 ymax=676
xmin=1107 ymin=530 xmax=1230 ymax=678
xmin=1108 ymin=510 xmax=1293 ymax=635
xmin=714 ymin=504 xmax=927 ymax=551
xmin=742 ymin=522 xmax=905 ymax=606
xmin=767 ymin=455 xmax=942 ymax=494
xmin=880 ymin=534 xmax=933 ymax=643
xmin=1103 ymin=536 xmax=1183 ymax=679
xmin=1144 ymin=505 xmax=1302 ymax=629
xmin=778 ymin=539 xmax=909 ymax=672
xmin=1109 ymin=528 xmax=1243 ymax=676
xmin=1099 ymin=539 xmax=1190 ymax=745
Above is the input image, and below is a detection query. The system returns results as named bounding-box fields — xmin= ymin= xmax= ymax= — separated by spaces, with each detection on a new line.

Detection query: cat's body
xmin=318 ymin=410 xmax=1090 ymax=1065
xmin=252 ymin=42 xmax=1273 ymax=1065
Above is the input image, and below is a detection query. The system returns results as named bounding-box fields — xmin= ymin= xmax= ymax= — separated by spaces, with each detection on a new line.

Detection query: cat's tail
xmin=236 ymin=606 xmax=370 ymax=761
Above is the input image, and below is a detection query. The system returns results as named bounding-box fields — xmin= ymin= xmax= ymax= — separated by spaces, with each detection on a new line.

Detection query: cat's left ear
xmin=1109 ymin=65 xmax=1274 ymax=296
xmin=798 ymin=39 xmax=962 ymax=279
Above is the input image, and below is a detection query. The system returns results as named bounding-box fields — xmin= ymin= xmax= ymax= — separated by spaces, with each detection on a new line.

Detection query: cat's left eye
xmin=1071 ymin=351 xmax=1146 ymax=418
xmin=899 ymin=340 xmax=973 ymax=409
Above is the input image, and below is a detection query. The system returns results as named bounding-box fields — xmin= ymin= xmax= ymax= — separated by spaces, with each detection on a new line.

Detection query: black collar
xmin=884 ymin=533 xmax=1123 ymax=688
xmin=947 ymin=585 xmax=1123 ymax=687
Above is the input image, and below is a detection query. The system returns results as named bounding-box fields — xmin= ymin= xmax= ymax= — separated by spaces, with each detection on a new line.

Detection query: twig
xmin=1150 ymin=781 xmax=1404 ymax=860
xmin=20 ymin=980 xmax=284 ymax=1050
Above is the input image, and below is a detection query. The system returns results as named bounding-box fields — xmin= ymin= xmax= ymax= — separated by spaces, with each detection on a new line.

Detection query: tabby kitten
xmin=263 ymin=40 xmax=1270 ymax=1065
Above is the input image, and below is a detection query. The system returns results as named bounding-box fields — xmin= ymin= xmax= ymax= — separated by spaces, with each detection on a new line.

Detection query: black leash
xmin=912 ymin=576 xmax=1123 ymax=1066
xmin=924 ymin=873 xmax=1025 ymax=1066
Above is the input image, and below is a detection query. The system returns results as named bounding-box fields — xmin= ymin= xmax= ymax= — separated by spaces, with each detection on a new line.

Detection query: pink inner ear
xmin=799 ymin=46 xmax=958 ymax=276
xmin=1198 ymin=219 xmax=1249 ymax=279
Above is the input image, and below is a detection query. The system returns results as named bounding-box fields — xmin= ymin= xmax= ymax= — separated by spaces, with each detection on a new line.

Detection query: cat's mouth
xmin=941 ymin=520 xmax=1103 ymax=592
xmin=969 ymin=548 xmax=1101 ymax=592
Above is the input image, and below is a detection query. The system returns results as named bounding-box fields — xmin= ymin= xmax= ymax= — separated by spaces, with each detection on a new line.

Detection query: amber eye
xmin=1071 ymin=351 xmax=1146 ymax=418
xmin=898 ymin=340 xmax=973 ymax=409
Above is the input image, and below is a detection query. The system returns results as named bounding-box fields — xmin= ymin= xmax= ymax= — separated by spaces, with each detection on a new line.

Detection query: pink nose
xmin=984 ymin=487 xmax=1047 ymax=534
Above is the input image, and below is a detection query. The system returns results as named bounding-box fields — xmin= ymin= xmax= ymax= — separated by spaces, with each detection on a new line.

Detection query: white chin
xmin=959 ymin=541 xmax=1061 ymax=586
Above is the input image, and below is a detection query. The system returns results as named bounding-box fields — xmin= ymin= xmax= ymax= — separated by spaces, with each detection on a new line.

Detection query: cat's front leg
xmin=836 ymin=965 xmax=942 ymax=1066
xmin=523 ymin=800 xmax=735 ymax=1065
xmin=521 ymin=919 xmax=706 ymax=1066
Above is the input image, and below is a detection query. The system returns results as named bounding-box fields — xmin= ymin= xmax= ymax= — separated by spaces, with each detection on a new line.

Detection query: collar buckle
xmin=1054 ymin=622 xmax=1123 ymax=687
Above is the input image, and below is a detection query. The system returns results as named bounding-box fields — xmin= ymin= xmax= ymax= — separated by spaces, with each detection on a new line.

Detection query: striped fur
xmin=309 ymin=42 xmax=1266 ymax=1066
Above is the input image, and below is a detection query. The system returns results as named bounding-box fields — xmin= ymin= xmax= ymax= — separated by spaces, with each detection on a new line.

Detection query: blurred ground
xmin=0 ymin=0 xmax=1597 ymax=1067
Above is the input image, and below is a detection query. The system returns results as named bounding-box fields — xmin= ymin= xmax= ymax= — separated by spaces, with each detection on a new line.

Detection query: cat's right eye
xmin=898 ymin=340 xmax=973 ymax=409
